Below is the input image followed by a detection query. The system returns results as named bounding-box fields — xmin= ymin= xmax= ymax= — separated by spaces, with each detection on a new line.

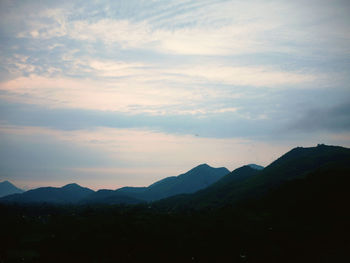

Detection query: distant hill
xmin=0 ymin=181 xmax=24 ymax=198
xmin=156 ymin=144 xmax=350 ymax=209
xmin=141 ymin=163 xmax=230 ymax=200
xmin=1 ymin=183 xmax=94 ymax=204
xmin=85 ymin=164 xmax=230 ymax=203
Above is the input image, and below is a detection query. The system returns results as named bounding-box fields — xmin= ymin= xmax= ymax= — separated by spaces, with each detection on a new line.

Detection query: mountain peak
xmin=1 ymin=180 xmax=12 ymax=186
xmin=190 ymin=164 xmax=229 ymax=174
xmin=196 ymin=163 xmax=211 ymax=168
xmin=186 ymin=163 xmax=218 ymax=174
xmin=0 ymin=180 xmax=21 ymax=188
xmin=0 ymin=180 xmax=24 ymax=198
xmin=177 ymin=164 xmax=213 ymax=176
xmin=62 ymin=183 xmax=82 ymax=189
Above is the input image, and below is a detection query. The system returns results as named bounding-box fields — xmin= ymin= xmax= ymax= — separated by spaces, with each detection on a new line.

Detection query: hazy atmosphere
xmin=1 ymin=0 xmax=349 ymax=190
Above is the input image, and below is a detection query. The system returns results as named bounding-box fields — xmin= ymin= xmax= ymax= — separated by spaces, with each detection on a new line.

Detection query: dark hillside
xmin=1 ymin=160 xmax=349 ymax=262
xmin=156 ymin=145 xmax=350 ymax=209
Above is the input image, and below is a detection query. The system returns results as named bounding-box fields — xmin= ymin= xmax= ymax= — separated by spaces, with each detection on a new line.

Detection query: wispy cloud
xmin=10 ymin=0 xmax=350 ymax=56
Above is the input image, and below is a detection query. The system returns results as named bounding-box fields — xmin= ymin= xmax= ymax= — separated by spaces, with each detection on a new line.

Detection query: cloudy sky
xmin=0 ymin=0 xmax=349 ymax=190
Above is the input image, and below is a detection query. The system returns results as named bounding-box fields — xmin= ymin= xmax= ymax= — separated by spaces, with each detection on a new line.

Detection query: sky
xmin=0 ymin=0 xmax=349 ymax=190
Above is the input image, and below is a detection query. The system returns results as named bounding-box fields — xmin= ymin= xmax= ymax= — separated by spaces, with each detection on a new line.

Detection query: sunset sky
xmin=0 ymin=0 xmax=349 ymax=190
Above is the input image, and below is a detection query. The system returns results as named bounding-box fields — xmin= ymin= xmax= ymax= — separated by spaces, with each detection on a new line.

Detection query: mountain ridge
xmin=1 ymin=183 xmax=94 ymax=204
xmin=2 ymin=144 xmax=347 ymax=207
xmin=155 ymin=144 xmax=350 ymax=210
xmin=84 ymin=163 xmax=230 ymax=203
xmin=0 ymin=164 xmax=230 ymax=204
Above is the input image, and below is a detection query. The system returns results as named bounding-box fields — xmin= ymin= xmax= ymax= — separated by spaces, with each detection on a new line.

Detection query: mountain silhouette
xmin=142 ymin=163 xmax=230 ymax=200
xmin=155 ymin=165 xmax=259 ymax=209
xmin=1 ymin=183 xmax=94 ymax=204
xmin=0 ymin=180 xmax=24 ymax=198
xmin=156 ymin=144 xmax=350 ymax=209
xmin=84 ymin=163 xmax=230 ymax=203
xmin=1 ymin=144 xmax=349 ymax=263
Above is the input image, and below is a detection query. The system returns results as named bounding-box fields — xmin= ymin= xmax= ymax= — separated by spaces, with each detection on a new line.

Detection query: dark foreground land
xmin=1 ymin=173 xmax=349 ymax=263
xmin=1 ymin=145 xmax=350 ymax=262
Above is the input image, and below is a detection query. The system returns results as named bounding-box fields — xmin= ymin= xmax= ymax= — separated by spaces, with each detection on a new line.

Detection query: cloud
xmin=15 ymin=7 xmax=69 ymax=39
xmin=20 ymin=16 xmax=265 ymax=56
xmin=3 ymin=0 xmax=350 ymax=59
xmin=0 ymin=60 xmax=318 ymax=116
xmin=20 ymin=12 xmax=284 ymax=56
xmin=9 ymin=0 xmax=349 ymax=57
xmin=165 ymin=64 xmax=316 ymax=87
xmin=0 ymin=99 xmax=270 ymax=139
xmin=290 ymin=102 xmax=350 ymax=133
xmin=0 ymin=74 xmax=191 ymax=111
xmin=2 ymin=98 xmax=349 ymax=143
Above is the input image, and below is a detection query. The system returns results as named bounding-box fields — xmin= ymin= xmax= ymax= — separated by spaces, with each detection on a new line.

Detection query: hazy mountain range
xmin=1 ymin=144 xmax=350 ymax=263
xmin=1 ymin=144 xmax=349 ymax=208
xmin=83 ymin=163 xmax=230 ymax=204
xmin=0 ymin=163 xmax=231 ymax=204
